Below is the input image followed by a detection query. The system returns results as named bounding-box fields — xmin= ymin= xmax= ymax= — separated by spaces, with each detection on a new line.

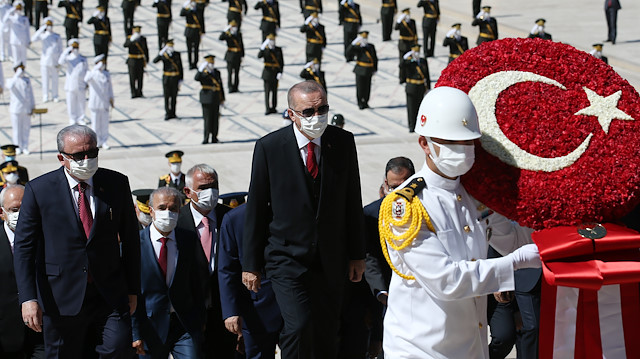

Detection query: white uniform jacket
xmin=4 ymin=12 xmax=29 ymax=46
xmin=32 ymin=29 xmax=63 ymax=67
xmin=84 ymin=67 xmax=113 ymax=110
xmin=383 ymin=162 xmax=533 ymax=359
xmin=58 ymin=51 xmax=88 ymax=92
xmin=0 ymin=4 xmax=11 ymax=34
xmin=7 ymin=74 xmax=34 ymax=114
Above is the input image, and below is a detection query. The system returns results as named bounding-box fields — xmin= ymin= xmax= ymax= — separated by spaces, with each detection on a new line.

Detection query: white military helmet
xmin=414 ymin=86 xmax=481 ymax=140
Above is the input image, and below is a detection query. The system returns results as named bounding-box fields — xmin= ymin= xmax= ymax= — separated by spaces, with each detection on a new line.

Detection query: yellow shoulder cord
xmin=378 ymin=177 xmax=435 ymax=280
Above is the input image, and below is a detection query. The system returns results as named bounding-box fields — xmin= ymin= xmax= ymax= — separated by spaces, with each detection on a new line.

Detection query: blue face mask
xmin=5 ymin=156 xmax=14 ymax=162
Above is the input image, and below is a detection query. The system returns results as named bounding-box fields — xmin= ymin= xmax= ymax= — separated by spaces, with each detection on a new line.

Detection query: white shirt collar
xmin=292 ymin=123 xmax=321 ymax=150
xmin=189 ymin=202 xmax=216 ymax=226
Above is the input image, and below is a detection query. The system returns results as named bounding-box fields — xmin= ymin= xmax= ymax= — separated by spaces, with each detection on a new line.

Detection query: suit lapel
xmin=88 ymin=171 xmax=108 ymax=244
xmin=317 ymin=129 xmax=334 ymax=218
xmin=141 ymin=228 xmax=167 ymax=285
xmin=55 ymin=168 xmax=86 ymax=242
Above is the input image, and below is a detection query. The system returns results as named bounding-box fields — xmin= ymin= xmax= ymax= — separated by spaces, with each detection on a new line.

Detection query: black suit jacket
xmin=13 ymin=167 xmax=140 ymax=316
xmin=242 ymin=125 xmax=366 ymax=286
xmin=0 ymin=225 xmax=25 ymax=352
xmin=362 ymin=198 xmax=390 ymax=297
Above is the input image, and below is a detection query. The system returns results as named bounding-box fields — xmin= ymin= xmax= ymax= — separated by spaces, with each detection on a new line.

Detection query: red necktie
xmin=306 ymin=142 xmax=318 ymax=178
xmin=78 ymin=182 xmax=93 ymax=239
xmin=158 ymin=237 xmax=168 ymax=279
xmin=201 ymin=216 xmax=212 ymax=264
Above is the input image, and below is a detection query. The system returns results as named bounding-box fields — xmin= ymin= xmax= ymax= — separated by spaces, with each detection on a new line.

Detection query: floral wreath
xmin=437 ymin=38 xmax=640 ymax=230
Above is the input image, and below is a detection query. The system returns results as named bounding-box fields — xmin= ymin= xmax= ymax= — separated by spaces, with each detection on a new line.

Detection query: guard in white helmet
xmin=58 ymin=38 xmax=88 ymax=125
xmin=380 ymin=87 xmax=541 ymax=358
xmin=32 ymin=17 xmax=63 ymax=102
xmin=4 ymin=1 xmax=30 ymax=67
xmin=84 ymin=54 xmax=113 ymax=149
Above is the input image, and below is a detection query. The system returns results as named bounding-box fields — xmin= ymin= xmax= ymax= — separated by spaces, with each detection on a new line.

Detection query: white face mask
xmin=360 ymin=38 xmax=368 ymax=47
xmin=206 ymin=63 xmax=214 ymax=72
xmin=191 ymin=188 xmax=219 ymax=212
xmin=170 ymin=163 xmax=181 ymax=174
xmin=46 ymin=25 xmax=52 ymax=32
xmin=230 ymin=26 xmax=238 ymax=35
xmin=138 ymin=212 xmax=152 ymax=227
xmin=296 ymin=112 xmax=329 ymax=139
xmin=3 ymin=209 xmax=18 ymax=231
xmin=153 ymin=209 xmax=178 ymax=233
xmin=5 ymin=172 xmax=19 ymax=184
xmin=427 ymin=138 xmax=475 ymax=178
xmin=66 ymin=156 xmax=99 ymax=180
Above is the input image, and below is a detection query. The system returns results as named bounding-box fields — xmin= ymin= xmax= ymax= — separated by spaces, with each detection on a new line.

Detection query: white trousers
xmin=90 ymin=108 xmax=109 ymax=146
xmin=0 ymin=31 xmax=10 ymax=59
xmin=11 ymin=44 xmax=25 ymax=67
xmin=41 ymin=65 xmax=59 ymax=101
xmin=66 ymin=90 xmax=86 ymax=125
xmin=11 ymin=112 xmax=30 ymax=151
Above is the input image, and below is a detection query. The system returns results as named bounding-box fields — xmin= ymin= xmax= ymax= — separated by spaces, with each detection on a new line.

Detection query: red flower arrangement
xmin=437 ymin=38 xmax=640 ymax=230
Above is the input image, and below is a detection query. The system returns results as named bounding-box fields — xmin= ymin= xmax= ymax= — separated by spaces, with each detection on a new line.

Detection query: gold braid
xmin=378 ymin=189 xmax=435 ymax=281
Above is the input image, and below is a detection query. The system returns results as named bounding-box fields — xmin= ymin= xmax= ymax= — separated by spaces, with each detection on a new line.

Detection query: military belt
xmin=424 ymin=14 xmax=437 ymax=18
xmin=36 ymin=0 xmax=47 ymax=2
xmin=264 ymin=63 xmax=279 ymax=67
xmin=229 ymin=6 xmax=241 ymax=12
xmin=344 ymin=18 xmax=359 ymax=23
xmin=399 ymin=35 xmax=417 ymax=41
xmin=227 ymin=47 xmax=241 ymax=52
xmin=307 ymin=38 xmax=323 ymax=44
xmin=381 ymin=3 xmax=394 ymax=7
xmin=449 ymin=53 xmax=460 ymax=58
xmin=304 ymin=5 xmax=318 ymax=10
xmin=479 ymin=32 xmax=495 ymax=39
xmin=356 ymin=61 xmax=373 ymax=67
xmin=66 ymin=14 xmax=80 ymax=19
xmin=186 ymin=23 xmax=199 ymax=28
xmin=262 ymin=16 xmax=277 ymax=22
xmin=164 ymin=71 xmax=180 ymax=76
xmin=406 ymin=78 xmax=425 ymax=85
xmin=201 ymin=85 xmax=220 ymax=91
xmin=95 ymin=30 xmax=109 ymax=35
xmin=157 ymin=13 xmax=170 ymax=18
xmin=129 ymin=54 xmax=145 ymax=59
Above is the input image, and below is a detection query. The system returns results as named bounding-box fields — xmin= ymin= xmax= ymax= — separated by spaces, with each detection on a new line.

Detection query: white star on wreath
xmin=574 ymin=87 xmax=635 ymax=134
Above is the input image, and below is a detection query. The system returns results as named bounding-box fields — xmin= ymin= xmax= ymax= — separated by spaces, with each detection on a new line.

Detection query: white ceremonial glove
xmin=476 ymin=11 xmax=485 ymax=19
xmin=182 ymin=0 xmax=191 ymax=8
xmin=260 ymin=38 xmax=269 ymax=50
xmin=304 ymin=15 xmax=313 ymax=25
xmin=93 ymin=62 xmax=103 ymax=71
xmin=130 ymin=32 xmax=141 ymax=41
xmin=198 ymin=62 xmax=207 ymax=72
xmin=303 ymin=60 xmax=314 ymax=68
xmin=178 ymin=80 xmax=183 ymax=90
xmin=92 ymin=10 xmax=100 ymax=17
xmin=351 ymin=35 xmax=361 ymax=46
xmin=276 ymin=72 xmax=282 ymax=80
xmin=446 ymin=28 xmax=456 ymax=38
xmin=159 ymin=46 xmax=167 ymax=56
xmin=223 ymin=24 xmax=231 ymax=32
xmin=339 ymin=0 xmax=347 ymax=5
xmin=15 ymin=67 xmax=23 ymax=77
xmin=507 ymin=244 xmax=541 ymax=271
xmin=402 ymin=50 xmax=413 ymax=60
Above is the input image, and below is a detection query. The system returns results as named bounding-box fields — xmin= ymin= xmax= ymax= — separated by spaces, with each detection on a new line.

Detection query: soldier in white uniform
xmin=6 ymin=64 xmax=34 ymax=155
xmin=31 ymin=17 xmax=63 ymax=102
xmin=4 ymin=1 xmax=30 ymax=67
xmin=381 ymin=87 xmax=541 ymax=358
xmin=0 ymin=0 xmax=13 ymax=61
xmin=84 ymin=54 xmax=113 ymax=149
xmin=58 ymin=38 xmax=87 ymax=125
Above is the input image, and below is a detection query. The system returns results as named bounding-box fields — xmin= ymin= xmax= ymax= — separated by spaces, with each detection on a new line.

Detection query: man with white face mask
xmin=6 ymin=63 xmax=34 ymax=155
xmin=527 ymin=18 xmax=552 ymax=40
xmin=219 ymin=19 xmax=244 ymax=93
xmin=443 ymin=23 xmax=468 ymax=63
xmin=58 ymin=38 xmax=88 ymax=125
xmin=346 ymin=30 xmax=377 ymax=110
xmin=13 ymin=124 xmax=140 ymax=357
xmin=472 ymin=5 xmax=498 ymax=45
xmin=132 ymin=189 xmax=153 ymax=229
xmin=381 ymin=87 xmax=541 ymax=358
xmin=258 ymin=33 xmax=283 ymax=115
xmin=132 ymin=187 xmax=205 ymax=358
xmin=299 ymin=57 xmax=326 ymax=95
xmin=177 ymin=163 xmax=237 ymax=358
xmin=87 ymin=5 xmax=112 ymax=57
xmin=32 ymin=17 xmax=63 ymax=103
xmin=84 ymin=54 xmax=114 ymax=150
xmin=4 ymin=1 xmax=30 ymax=67
xmin=195 ymin=54 xmax=225 ymax=144
xmin=243 ymin=80 xmax=366 ymax=359
xmin=0 ymin=161 xmax=25 ymax=187
xmin=158 ymin=150 xmax=187 ymax=204
xmin=300 ymin=11 xmax=325 ymax=65
xmin=57 ymin=0 xmax=83 ymax=42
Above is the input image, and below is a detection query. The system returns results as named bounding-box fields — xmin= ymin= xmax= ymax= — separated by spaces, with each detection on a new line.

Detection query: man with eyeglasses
xmin=13 ymin=125 xmax=140 ymax=358
xmin=242 ymin=80 xmax=366 ymax=359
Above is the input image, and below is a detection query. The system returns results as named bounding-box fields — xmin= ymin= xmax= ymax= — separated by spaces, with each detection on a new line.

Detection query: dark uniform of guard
xmin=23 ymin=0 xmax=33 ymax=25
xmin=219 ymin=20 xmax=244 ymax=93
xmin=527 ymin=18 xmax=552 ymax=40
xmin=58 ymin=0 xmax=82 ymax=41
xmin=87 ymin=6 xmax=112 ymax=57
xmin=195 ymin=0 xmax=208 ymax=33
xmin=346 ymin=31 xmax=377 ymax=110
xmin=255 ymin=0 xmax=280 ymax=41
xmin=225 ymin=0 xmax=247 ymax=30
xmin=258 ymin=33 xmax=283 ymax=115
xmin=219 ymin=192 xmax=247 ymax=208
xmin=300 ymin=58 xmax=327 ymax=95
xmin=34 ymin=0 xmax=48 ymax=29
xmin=195 ymin=55 xmax=225 ymax=144
xmin=0 ymin=145 xmax=28 ymax=184
xmin=402 ymin=44 xmax=430 ymax=132
xmin=153 ymin=39 xmax=183 ymax=120
xmin=121 ymin=0 xmax=139 ymax=36
xmin=124 ymin=25 xmax=149 ymax=98
xmin=339 ymin=0 xmax=361 ymax=60
xmin=158 ymin=150 xmax=187 ymax=203
xmin=592 ymin=43 xmax=608 ymax=64
xmin=380 ymin=0 xmax=396 ymax=41
xmin=180 ymin=2 xmax=202 ymax=70
xmin=443 ymin=23 xmax=468 ymax=63
xmin=300 ymin=12 xmax=325 ymax=64
xmin=152 ymin=0 xmax=172 ymax=49
xmin=131 ymin=189 xmax=153 ymax=229
xmin=300 ymin=0 xmax=322 ymax=19
xmin=395 ymin=8 xmax=418 ymax=83
xmin=417 ymin=0 xmax=439 ymax=57
xmin=472 ymin=5 xmax=497 ymax=45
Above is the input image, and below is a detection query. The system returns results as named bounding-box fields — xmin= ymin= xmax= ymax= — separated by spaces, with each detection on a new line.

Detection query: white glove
xmin=260 ymin=38 xmax=269 ymax=50
xmin=446 ymin=28 xmax=456 ymax=38
xmin=304 ymin=15 xmax=313 ymax=25
xmin=182 ymin=0 xmax=191 ymax=8
xmin=276 ymin=72 xmax=282 ymax=80
xmin=159 ymin=46 xmax=167 ymax=56
xmin=303 ymin=60 xmax=314 ymax=68
xmin=178 ymin=80 xmax=183 ymax=90
xmin=351 ymin=36 xmax=361 ymax=46
xmin=396 ymin=14 xmax=407 ymax=23
xmin=65 ymin=46 xmax=74 ymax=54
xmin=340 ymin=0 xmax=347 ymax=5
xmin=476 ymin=11 xmax=485 ymax=19
xmin=15 ymin=67 xmax=23 ymax=77
xmin=92 ymin=10 xmax=100 ymax=17
xmin=130 ymin=32 xmax=141 ymax=41
xmin=198 ymin=62 xmax=207 ymax=72
xmin=223 ymin=24 xmax=231 ymax=32
xmin=93 ymin=62 xmax=103 ymax=71
xmin=507 ymin=244 xmax=541 ymax=271
xmin=402 ymin=50 xmax=413 ymax=60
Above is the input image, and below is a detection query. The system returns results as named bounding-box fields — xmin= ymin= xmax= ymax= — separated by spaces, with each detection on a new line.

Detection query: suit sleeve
xmin=217 ymin=211 xmax=247 ymax=319
xmin=13 ymin=182 xmax=43 ymax=304
xmin=345 ymin=133 xmax=366 ymax=261
xmin=119 ymin=176 xmax=141 ymax=295
xmin=242 ymin=140 xmax=271 ymax=273
xmin=363 ymin=204 xmax=387 ymax=295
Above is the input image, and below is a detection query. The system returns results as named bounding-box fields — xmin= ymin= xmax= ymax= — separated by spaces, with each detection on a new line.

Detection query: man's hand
xmin=493 ymin=291 xmax=514 ymax=304
xmin=128 ymin=295 xmax=137 ymax=315
xmin=22 ymin=301 xmax=43 ymax=332
xmin=224 ymin=315 xmax=242 ymax=335
xmin=377 ymin=292 xmax=388 ymax=306
xmin=368 ymin=340 xmax=382 ymax=359
xmin=132 ymin=340 xmax=145 ymax=355
xmin=348 ymin=259 xmax=365 ymax=282
xmin=242 ymin=271 xmax=261 ymax=293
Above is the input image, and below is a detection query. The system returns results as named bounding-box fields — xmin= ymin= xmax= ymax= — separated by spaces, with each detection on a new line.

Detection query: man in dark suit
xmin=417 ymin=0 xmax=439 ymax=57
xmin=177 ymin=164 xmax=237 ymax=359
xmin=300 ymin=12 xmax=325 ymax=65
xmin=380 ymin=0 xmax=396 ymax=41
xmin=195 ymin=55 xmax=225 ymax=144
xmin=219 ymin=20 xmax=244 ymax=93
xmin=258 ymin=33 xmax=283 ymax=115
xmin=121 ymin=0 xmax=138 ymax=36
xmin=131 ymin=187 xmax=205 ymax=358
xmin=346 ymin=31 xmax=378 ymax=109
xmin=13 ymin=125 xmax=140 ymax=358
xmin=605 ymin=0 xmax=621 ymax=45
xmin=87 ymin=5 xmax=112 ymax=57
xmin=443 ymin=23 xmax=468 ymax=63
xmin=472 ymin=5 xmax=497 ymax=45
xmin=242 ymin=80 xmax=366 ymax=359
xmin=153 ymin=39 xmax=183 ymax=120
xmin=0 ymin=185 xmax=45 ymax=359
xmin=180 ymin=0 xmax=201 ymax=70
xmin=124 ymin=25 xmax=149 ymax=98
xmin=218 ymin=204 xmax=282 ymax=359
xmin=254 ymin=0 xmax=280 ymax=41
xmin=300 ymin=58 xmax=326 ymax=95
xmin=152 ymin=0 xmax=172 ymax=49
xmin=339 ymin=0 xmax=361 ymax=60
xmin=401 ymin=44 xmax=430 ymax=133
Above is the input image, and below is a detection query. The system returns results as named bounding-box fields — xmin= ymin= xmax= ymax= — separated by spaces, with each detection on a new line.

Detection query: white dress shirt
xmin=189 ymin=203 xmax=217 ymax=272
xmin=63 ymin=169 xmax=96 ymax=220
xmin=149 ymin=222 xmax=178 ymax=287
xmin=292 ymin=123 xmax=321 ymax=167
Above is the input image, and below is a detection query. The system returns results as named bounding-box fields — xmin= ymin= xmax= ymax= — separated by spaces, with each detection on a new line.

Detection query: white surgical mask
xmin=66 ymin=156 xmax=99 ymax=180
xmin=170 ymin=163 xmax=181 ymax=174
xmin=296 ymin=112 xmax=328 ymax=139
xmin=206 ymin=63 xmax=214 ymax=72
xmin=192 ymin=188 xmax=219 ymax=212
xmin=3 ymin=209 xmax=18 ymax=231
xmin=138 ymin=212 xmax=152 ymax=227
xmin=153 ymin=210 xmax=178 ymax=233
xmin=230 ymin=26 xmax=238 ymax=35
xmin=46 ymin=25 xmax=52 ymax=32
xmin=4 ymin=172 xmax=18 ymax=184
xmin=427 ymin=138 xmax=475 ymax=178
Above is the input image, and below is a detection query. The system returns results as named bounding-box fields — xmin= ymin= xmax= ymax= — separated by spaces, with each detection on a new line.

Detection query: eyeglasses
xmin=290 ymin=104 xmax=330 ymax=119
xmin=61 ymin=148 xmax=99 ymax=161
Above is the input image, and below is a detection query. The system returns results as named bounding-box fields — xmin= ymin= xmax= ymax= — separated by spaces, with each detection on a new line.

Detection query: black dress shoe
xmin=269 ymin=108 xmax=278 ymax=114
xmin=164 ymin=115 xmax=170 ymax=121
xmin=265 ymin=110 xmax=271 ymax=115
xmin=211 ymin=138 xmax=219 ymax=143
xmin=189 ymin=65 xmax=197 ymax=70
xmin=202 ymin=139 xmax=209 ymax=144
